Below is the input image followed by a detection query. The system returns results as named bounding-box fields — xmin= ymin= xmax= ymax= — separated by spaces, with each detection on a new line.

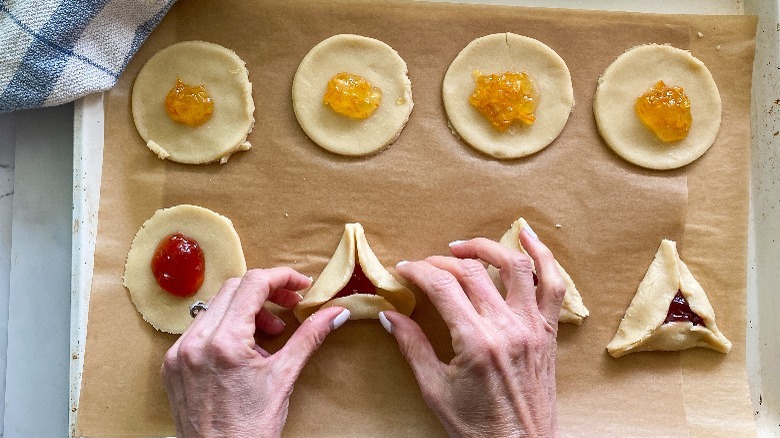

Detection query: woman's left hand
xmin=161 ymin=267 xmax=350 ymax=438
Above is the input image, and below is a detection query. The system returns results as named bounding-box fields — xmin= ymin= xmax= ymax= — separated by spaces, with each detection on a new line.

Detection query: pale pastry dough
xmin=294 ymin=223 xmax=415 ymax=322
xmin=292 ymin=34 xmax=414 ymax=156
xmin=442 ymin=33 xmax=574 ymax=159
xmin=132 ymin=41 xmax=254 ymax=164
xmin=607 ymin=239 xmax=731 ymax=358
xmin=492 ymin=218 xmax=589 ymax=325
xmin=124 ymin=205 xmax=247 ymax=334
xmin=594 ymin=44 xmax=721 ymax=170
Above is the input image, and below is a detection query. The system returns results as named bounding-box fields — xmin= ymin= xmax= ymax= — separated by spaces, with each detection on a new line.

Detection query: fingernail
xmin=523 ymin=224 xmax=539 ymax=240
xmin=305 ymin=275 xmax=313 ymax=282
xmin=330 ymin=309 xmax=351 ymax=330
xmin=378 ymin=311 xmax=393 ymax=334
xmin=295 ymin=291 xmax=304 ymax=301
xmin=448 ymin=239 xmax=467 ymax=247
xmin=396 ymin=260 xmax=409 ymax=268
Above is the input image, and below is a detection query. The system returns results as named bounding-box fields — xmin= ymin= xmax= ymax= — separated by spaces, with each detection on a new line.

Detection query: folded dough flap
xmin=495 ymin=217 xmax=589 ymax=325
xmin=606 ymin=239 xmax=731 ymax=358
xmin=294 ymin=223 xmax=416 ymax=322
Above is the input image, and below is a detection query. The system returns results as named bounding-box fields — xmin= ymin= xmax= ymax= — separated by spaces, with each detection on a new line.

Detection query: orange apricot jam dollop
xmin=634 ymin=80 xmax=692 ymax=142
xmin=469 ymin=70 xmax=540 ymax=132
xmin=151 ymin=233 xmax=206 ymax=298
xmin=164 ymin=77 xmax=214 ymax=127
xmin=322 ymin=72 xmax=382 ymax=119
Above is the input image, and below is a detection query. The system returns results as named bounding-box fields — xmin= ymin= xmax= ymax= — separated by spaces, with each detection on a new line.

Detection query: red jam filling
xmin=333 ymin=264 xmax=376 ymax=299
xmin=664 ymin=290 xmax=704 ymax=326
xmin=151 ymin=233 xmax=205 ymax=297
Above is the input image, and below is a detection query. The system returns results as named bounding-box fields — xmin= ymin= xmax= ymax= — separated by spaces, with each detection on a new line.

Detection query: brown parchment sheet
xmin=75 ymin=1 xmax=757 ymax=436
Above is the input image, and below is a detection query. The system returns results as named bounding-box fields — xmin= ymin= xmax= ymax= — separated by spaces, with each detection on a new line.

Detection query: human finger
xmin=186 ymin=277 xmax=242 ymax=338
xmin=267 ymin=287 xmax=305 ymax=309
xmin=379 ymin=311 xmax=445 ymax=391
xmin=161 ymin=380 xmax=186 ymax=436
xmin=424 ymin=255 xmax=505 ymax=316
xmin=274 ymin=306 xmax=349 ymax=378
xmin=222 ymin=268 xmax=311 ymax=338
xmin=395 ymin=260 xmax=480 ymax=335
xmin=254 ymin=306 xmax=286 ymax=336
xmin=160 ymin=351 xmax=185 ymax=435
xmin=160 ymin=331 xmax=192 ymax=426
xmin=448 ymin=238 xmax=536 ymax=312
xmin=519 ymin=228 xmax=566 ymax=326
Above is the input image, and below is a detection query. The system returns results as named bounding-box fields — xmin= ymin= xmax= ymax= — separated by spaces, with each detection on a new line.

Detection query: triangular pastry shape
xmin=294 ymin=223 xmax=415 ymax=322
xmin=494 ymin=218 xmax=589 ymax=325
xmin=607 ymin=239 xmax=731 ymax=358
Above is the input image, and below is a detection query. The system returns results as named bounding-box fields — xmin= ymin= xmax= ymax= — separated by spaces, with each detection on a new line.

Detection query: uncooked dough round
xmin=292 ymin=34 xmax=414 ymax=156
xmin=442 ymin=33 xmax=574 ymax=159
xmin=124 ymin=204 xmax=247 ymax=334
xmin=132 ymin=41 xmax=255 ymax=164
xmin=594 ymin=44 xmax=722 ymax=170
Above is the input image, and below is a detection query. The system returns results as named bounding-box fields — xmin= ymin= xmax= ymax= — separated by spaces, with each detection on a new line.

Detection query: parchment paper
xmin=75 ymin=1 xmax=757 ymax=436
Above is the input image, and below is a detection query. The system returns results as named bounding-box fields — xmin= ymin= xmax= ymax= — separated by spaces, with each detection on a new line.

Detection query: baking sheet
xmin=75 ymin=1 xmax=757 ymax=436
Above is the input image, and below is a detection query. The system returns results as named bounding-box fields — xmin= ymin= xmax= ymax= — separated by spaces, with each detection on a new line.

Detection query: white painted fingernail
xmin=396 ymin=260 xmax=409 ymax=268
xmin=523 ymin=224 xmax=539 ymax=240
xmin=378 ymin=311 xmax=393 ymax=334
xmin=330 ymin=309 xmax=351 ymax=330
xmin=448 ymin=239 xmax=467 ymax=247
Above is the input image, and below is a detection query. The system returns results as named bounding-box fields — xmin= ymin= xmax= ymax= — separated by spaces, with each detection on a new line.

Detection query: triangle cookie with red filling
xmin=294 ymin=223 xmax=415 ymax=322
xmin=494 ymin=218 xmax=589 ymax=325
xmin=607 ymin=239 xmax=731 ymax=358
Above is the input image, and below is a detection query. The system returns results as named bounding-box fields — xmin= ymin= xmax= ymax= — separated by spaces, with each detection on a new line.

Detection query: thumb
xmin=379 ymin=311 xmax=445 ymax=387
xmin=276 ymin=306 xmax=350 ymax=377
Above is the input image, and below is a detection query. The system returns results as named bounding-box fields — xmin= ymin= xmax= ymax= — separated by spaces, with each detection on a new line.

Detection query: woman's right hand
xmin=381 ymin=228 xmax=565 ymax=437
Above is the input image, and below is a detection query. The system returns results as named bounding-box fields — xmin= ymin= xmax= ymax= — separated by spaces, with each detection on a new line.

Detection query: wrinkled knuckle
xmin=459 ymin=259 xmax=486 ymax=280
xmin=401 ymin=338 xmax=426 ymax=363
xmin=508 ymin=331 xmax=532 ymax=351
xmin=314 ymin=330 xmax=327 ymax=349
xmin=224 ymin=277 xmax=241 ymax=289
xmin=162 ymin=349 xmax=180 ymax=373
xmin=207 ymin=334 xmax=240 ymax=366
xmin=467 ymin=332 xmax=503 ymax=364
xmin=177 ymin=339 xmax=205 ymax=368
xmin=513 ymin=331 xmax=547 ymax=354
xmin=303 ymin=328 xmax=327 ymax=353
xmin=550 ymin=278 xmax=567 ymax=301
xmin=245 ymin=269 xmax=269 ymax=285
xmin=429 ymin=271 xmax=458 ymax=294
xmin=508 ymin=254 xmax=533 ymax=275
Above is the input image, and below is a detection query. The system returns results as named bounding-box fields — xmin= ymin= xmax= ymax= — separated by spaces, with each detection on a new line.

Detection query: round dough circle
xmin=132 ymin=41 xmax=255 ymax=164
xmin=292 ymin=34 xmax=414 ymax=156
xmin=594 ymin=44 xmax=722 ymax=170
xmin=442 ymin=33 xmax=574 ymax=159
xmin=124 ymin=204 xmax=247 ymax=334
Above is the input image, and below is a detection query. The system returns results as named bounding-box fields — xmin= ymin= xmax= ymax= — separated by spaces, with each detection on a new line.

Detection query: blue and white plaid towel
xmin=0 ymin=0 xmax=175 ymax=113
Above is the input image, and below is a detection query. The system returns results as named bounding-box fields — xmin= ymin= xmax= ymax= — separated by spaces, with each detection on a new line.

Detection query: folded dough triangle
xmin=607 ymin=239 xmax=731 ymax=358
xmin=494 ymin=218 xmax=589 ymax=325
xmin=294 ymin=223 xmax=416 ymax=322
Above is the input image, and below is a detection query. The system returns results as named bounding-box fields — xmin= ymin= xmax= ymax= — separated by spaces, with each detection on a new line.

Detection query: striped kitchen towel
xmin=0 ymin=0 xmax=175 ymax=113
